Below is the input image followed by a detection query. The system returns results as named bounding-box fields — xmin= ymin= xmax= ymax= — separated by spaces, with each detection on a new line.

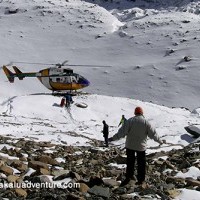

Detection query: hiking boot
xmin=120 ymin=178 xmax=131 ymax=187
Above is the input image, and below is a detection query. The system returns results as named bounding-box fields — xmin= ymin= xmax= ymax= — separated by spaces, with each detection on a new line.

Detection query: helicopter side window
xmin=64 ymin=77 xmax=71 ymax=83
xmin=71 ymin=76 xmax=77 ymax=83
xmin=64 ymin=69 xmax=69 ymax=73
xmin=71 ymin=80 xmax=75 ymax=83
xmin=64 ymin=69 xmax=73 ymax=74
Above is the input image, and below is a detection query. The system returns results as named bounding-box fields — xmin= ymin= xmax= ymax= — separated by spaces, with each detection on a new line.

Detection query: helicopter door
xmin=56 ymin=77 xmax=61 ymax=82
xmin=41 ymin=77 xmax=52 ymax=90
xmin=71 ymin=76 xmax=78 ymax=83
xmin=64 ymin=76 xmax=71 ymax=83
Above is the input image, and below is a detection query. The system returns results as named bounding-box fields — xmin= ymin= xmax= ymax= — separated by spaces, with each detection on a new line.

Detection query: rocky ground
xmin=0 ymin=135 xmax=199 ymax=199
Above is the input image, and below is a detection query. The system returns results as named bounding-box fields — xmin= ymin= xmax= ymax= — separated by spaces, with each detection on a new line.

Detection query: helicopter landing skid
xmin=51 ymin=91 xmax=89 ymax=97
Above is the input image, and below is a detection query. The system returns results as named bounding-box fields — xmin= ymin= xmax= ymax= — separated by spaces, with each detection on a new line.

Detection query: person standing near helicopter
xmin=65 ymin=93 xmax=73 ymax=108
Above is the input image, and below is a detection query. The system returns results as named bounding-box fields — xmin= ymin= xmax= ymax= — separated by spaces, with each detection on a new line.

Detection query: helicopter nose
xmin=79 ymin=77 xmax=90 ymax=87
xmin=82 ymin=79 xmax=90 ymax=86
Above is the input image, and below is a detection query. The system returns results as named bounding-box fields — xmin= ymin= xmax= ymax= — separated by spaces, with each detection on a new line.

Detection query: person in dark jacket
xmin=65 ymin=93 xmax=73 ymax=108
xmin=102 ymin=120 xmax=109 ymax=147
xmin=109 ymin=106 xmax=165 ymax=186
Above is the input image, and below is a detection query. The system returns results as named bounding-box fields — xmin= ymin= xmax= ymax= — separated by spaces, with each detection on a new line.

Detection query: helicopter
xmin=3 ymin=61 xmax=111 ymax=93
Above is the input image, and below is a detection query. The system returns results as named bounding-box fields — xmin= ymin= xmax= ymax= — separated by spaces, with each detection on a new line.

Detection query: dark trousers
xmin=104 ymin=136 xmax=108 ymax=147
xmin=126 ymin=148 xmax=146 ymax=183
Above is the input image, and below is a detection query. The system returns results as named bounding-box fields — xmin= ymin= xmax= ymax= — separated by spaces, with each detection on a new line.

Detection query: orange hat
xmin=134 ymin=106 xmax=143 ymax=115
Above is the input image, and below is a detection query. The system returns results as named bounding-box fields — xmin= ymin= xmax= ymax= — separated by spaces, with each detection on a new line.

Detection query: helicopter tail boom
xmin=13 ymin=66 xmax=24 ymax=80
xmin=3 ymin=66 xmax=38 ymax=82
xmin=3 ymin=66 xmax=15 ymax=83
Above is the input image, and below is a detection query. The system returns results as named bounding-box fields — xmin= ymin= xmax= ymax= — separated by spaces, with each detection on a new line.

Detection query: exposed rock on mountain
xmin=0 ymin=135 xmax=199 ymax=199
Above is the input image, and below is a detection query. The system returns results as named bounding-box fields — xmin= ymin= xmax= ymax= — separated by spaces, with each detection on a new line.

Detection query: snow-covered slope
xmin=0 ymin=0 xmax=200 ymax=109
xmin=0 ymin=94 xmax=199 ymax=151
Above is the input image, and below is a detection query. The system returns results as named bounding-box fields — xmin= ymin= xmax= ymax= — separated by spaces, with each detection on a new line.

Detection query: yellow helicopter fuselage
xmin=3 ymin=66 xmax=90 ymax=92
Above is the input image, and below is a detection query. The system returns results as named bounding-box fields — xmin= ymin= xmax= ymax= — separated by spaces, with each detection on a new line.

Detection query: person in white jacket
xmin=109 ymin=106 xmax=165 ymax=186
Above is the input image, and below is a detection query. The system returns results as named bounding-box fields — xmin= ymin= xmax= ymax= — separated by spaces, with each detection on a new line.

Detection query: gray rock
xmin=53 ymin=172 xmax=70 ymax=181
xmin=179 ymin=160 xmax=191 ymax=169
xmin=25 ymin=175 xmax=51 ymax=185
xmin=103 ymin=178 xmax=120 ymax=187
xmin=113 ymin=187 xmax=127 ymax=194
xmin=88 ymin=185 xmax=110 ymax=198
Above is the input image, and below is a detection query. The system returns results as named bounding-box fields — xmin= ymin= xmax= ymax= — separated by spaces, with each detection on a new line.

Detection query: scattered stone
xmin=0 ymin=135 xmax=199 ymax=199
xmin=15 ymin=188 xmax=27 ymax=198
xmin=114 ymin=155 xmax=126 ymax=164
xmin=52 ymin=169 xmax=70 ymax=177
xmin=69 ymin=171 xmax=81 ymax=181
xmin=53 ymin=172 xmax=70 ymax=181
xmin=28 ymin=160 xmax=49 ymax=170
xmin=0 ymin=165 xmax=14 ymax=175
xmin=166 ymin=176 xmax=185 ymax=185
xmin=166 ymin=189 xmax=181 ymax=198
xmin=182 ymin=20 xmax=190 ymax=23
xmin=40 ymin=168 xmax=50 ymax=175
xmin=0 ymin=160 xmax=5 ymax=167
xmin=185 ymin=179 xmax=200 ymax=187
xmin=79 ymin=182 xmax=90 ymax=193
xmin=7 ymin=175 xmax=19 ymax=183
xmin=88 ymin=185 xmax=110 ymax=199
xmin=5 ymin=8 xmax=19 ymax=15
xmin=27 ymin=175 xmax=51 ymax=185
xmin=165 ymin=49 xmax=175 ymax=56
xmin=88 ymin=176 xmax=104 ymax=187
xmin=113 ymin=186 xmax=127 ymax=194
xmin=38 ymin=142 xmax=55 ymax=148
xmin=37 ymin=155 xmax=59 ymax=165
xmin=179 ymin=160 xmax=191 ymax=169
xmin=183 ymin=56 xmax=191 ymax=62
xmin=103 ymin=178 xmax=120 ymax=187
xmin=176 ymin=65 xmax=187 ymax=71
xmin=10 ymin=160 xmax=28 ymax=172
xmin=90 ymin=159 xmax=99 ymax=165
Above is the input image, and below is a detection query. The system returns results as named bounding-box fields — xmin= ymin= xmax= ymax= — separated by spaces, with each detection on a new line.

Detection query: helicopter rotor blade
xmin=55 ymin=60 xmax=69 ymax=67
xmin=66 ymin=64 xmax=112 ymax=67
xmin=61 ymin=60 xmax=69 ymax=66
xmin=10 ymin=61 xmax=56 ymax=66
xmin=3 ymin=61 xmax=112 ymax=68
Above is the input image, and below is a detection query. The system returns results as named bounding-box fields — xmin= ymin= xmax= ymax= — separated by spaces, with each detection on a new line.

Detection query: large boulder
xmin=185 ymin=125 xmax=200 ymax=138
